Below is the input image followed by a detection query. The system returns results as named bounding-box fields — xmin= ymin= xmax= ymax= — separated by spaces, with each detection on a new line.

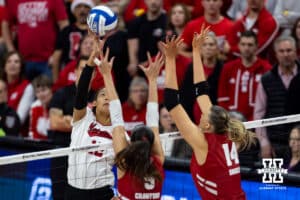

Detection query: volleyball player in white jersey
xmin=65 ymin=38 xmax=115 ymax=200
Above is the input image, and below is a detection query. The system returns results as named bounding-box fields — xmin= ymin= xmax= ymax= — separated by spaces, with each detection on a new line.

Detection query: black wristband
xmin=164 ymin=88 xmax=180 ymax=111
xmin=194 ymin=81 xmax=209 ymax=97
xmin=74 ymin=65 xmax=94 ymax=110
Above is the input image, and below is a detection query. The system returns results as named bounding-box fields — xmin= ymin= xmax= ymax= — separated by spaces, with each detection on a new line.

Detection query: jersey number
xmin=222 ymin=143 xmax=239 ymax=167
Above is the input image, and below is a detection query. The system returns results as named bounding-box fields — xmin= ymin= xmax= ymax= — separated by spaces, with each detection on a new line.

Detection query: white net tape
xmin=1 ymin=114 xmax=300 ymax=166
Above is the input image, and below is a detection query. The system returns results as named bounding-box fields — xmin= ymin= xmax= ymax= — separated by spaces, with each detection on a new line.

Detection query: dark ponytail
xmin=114 ymin=125 xmax=162 ymax=184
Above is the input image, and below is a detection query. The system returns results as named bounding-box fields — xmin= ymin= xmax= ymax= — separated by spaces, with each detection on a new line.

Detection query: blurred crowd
xmin=0 ymin=0 xmax=300 ymax=173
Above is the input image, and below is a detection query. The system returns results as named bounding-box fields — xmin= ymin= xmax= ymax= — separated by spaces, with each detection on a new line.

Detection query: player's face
xmin=201 ymin=36 xmax=218 ymax=59
xmin=74 ymin=4 xmax=91 ymax=24
xmin=145 ymin=0 xmax=163 ymax=14
xmin=247 ymin=0 xmax=264 ymax=11
xmin=95 ymin=88 xmax=109 ymax=113
xmin=5 ymin=53 xmax=22 ymax=78
xmin=129 ymin=85 xmax=148 ymax=107
xmin=0 ymin=81 xmax=7 ymax=103
xmin=238 ymin=37 xmax=257 ymax=60
xmin=202 ymin=0 xmax=223 ymax=15
xmin=289 ymin=129 xmax=300 ymax=154
xmin=275 ymin=40 xmax=297 ymax=69
xmin=35 ymin=86 xmax=53 ymax=106
xmin=170 ymin=5 xmax=186 ymax=28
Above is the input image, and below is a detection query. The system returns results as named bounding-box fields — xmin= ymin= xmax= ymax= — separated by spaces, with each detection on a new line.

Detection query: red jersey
xmin=52 ymin=60 xmax=112 ymax=92
xmin=29 ymin=100 xmax=48 ymax=140
xmin=228 ymin=7 xmax=279 ymax=57
xmin=181 ymin=16 xmax=233 ymax=49
xmin=4 ymin=0 xmax=68 ymax=61
xmin=190 ymin=133 xmax=245 ymax=200
xmin=157 ymin=55 xmax=191 ymax=103
xmin=7 ymin=78 xmax=30 ymax=111
xmin=122 ymin=102 xmax=146 ymax=134
xmin=118 ymin=156 xmax=164 ymax=200
xmin=217 ymin=58 xmax=271 ymax=120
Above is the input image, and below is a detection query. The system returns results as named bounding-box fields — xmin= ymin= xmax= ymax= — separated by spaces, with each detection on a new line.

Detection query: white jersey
xmin=67 ymin=108 xmax=115 ymax=189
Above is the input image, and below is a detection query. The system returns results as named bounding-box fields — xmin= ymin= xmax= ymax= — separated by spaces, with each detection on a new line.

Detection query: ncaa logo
xmin=29 ymin=177 xmax=52 ymax=200
xmin=257 ymin=159 xmax=288 ymax=183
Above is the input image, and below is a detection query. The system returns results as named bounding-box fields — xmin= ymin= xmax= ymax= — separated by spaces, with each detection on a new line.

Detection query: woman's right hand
xmin=98 ymin=47 xmax=115 ymax=76
xmin=159 ymin=35 xmax=183 ymax=59
xmin=86 ymin=33 xmax=105 ymax=67
xmin=192 ymin=25 xmax=210 ymax=50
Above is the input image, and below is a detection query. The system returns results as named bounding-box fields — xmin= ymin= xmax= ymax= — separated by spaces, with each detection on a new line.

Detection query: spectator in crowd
xmin=119 ymin=0 xmax=147 ymax=24
xmin=181 ymin=32 xmax=223 ymax=122
xmin=0 ymin=0 xmax=5 ymax=58
xmin=227 ymin=0 xmax=277 ymax=20
xmin=1 ymin=51 xmax=34 ymax=127
xmin=29 ymin=75 xmax=53 ymax=140
xmin=284 ymin=125 xmax=300 ymax=173
xmin=291 ymin=17 xmax=300 ymax=58
xmin=254 ymin=36 xmax=300 ymax=158
xmin=159 ymin=104 xmax=177 ymax=134
xmin=122 ymin=77 xmax=148 ymax=133
xmin=0 ymin=79 xmax=20 ymax=137
xmin=164 ymin=0 xmax=202 ymax=19
xmin=273 ymin=0 xmax=300 ymax=36
xmin=1 ymin=0 xmax=69 ymax=80
xmin=166 ymin=3 xmax=191 ymax=37
xmin=48 ymin=56 xmax=88 ymax=200
xmin=127 ymin=0 xmax=166 ymax=77
xmin=51 ymin=0 xmax=94 ymax=81
xmin=181 ymin=0 xmax=233 ymax=57
xmin=228 ymin=0 xmax=279 ymax=58
xmin=218 ymin=31 xmax=271 ymax=121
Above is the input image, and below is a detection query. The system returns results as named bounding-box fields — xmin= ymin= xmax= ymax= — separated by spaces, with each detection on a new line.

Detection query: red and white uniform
xmin=118 ymin=156 xmax=164 ymax=200
xmin=228 ymin=7 xmax=279 ymax=57
xmin=181 ymin=16 xmax=233 ymax=49
xmin=190 ymin=133 xmax=245 ymax=200
xmin=157 ymin=55 xmax=191 ymax=103
xmin=29 ymin=100 xmax=49 ymax=140
xmin=218 ymin=58 xmax=271 ymax=120
xmin=68 ymin=108 xmax=115 ymax=189
xmin=7 ymin=78 xmax=30 ymax=111
xmin=122 ymin=102 xmax=146 ymax=134
xmin=3 ymin=0 xmax=68 ymax=61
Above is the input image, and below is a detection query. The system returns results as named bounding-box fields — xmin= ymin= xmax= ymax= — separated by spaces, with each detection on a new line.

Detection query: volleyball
xmin=87 ymin=5 xmax=118 ymax=37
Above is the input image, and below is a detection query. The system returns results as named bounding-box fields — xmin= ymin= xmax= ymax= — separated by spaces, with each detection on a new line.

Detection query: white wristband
xmin=109 ymin=99 xmax=124 ymax=128
xmin=146 ymin=102 xmax=159 ymax=127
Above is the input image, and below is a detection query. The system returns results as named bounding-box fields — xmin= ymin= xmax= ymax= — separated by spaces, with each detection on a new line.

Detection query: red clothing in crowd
xmin=52 ymin=60 xmax=113 ymax=92
xmin=217 ymin=58 xmax=271 ymax=120
xmin=228 ymin=7 xmax=279 ymax=57
xmin=123 ymin=0 xmax=147 ymax=23
xmin=118 ymin=156 xmax=164 ymax=200
xmin=164 ymin=0 xmax=203 ymax=18
xmin=157 ymin=55 xmax=191 ymax=103
xmin=29 ymin=100 xmax=48 ymax=140
xmin=122 ymin=102 xmax=146 ymax=134
xmin=0 ymin=5 xmax=4 ymax=36
xmin=3 ymin=0 xmax=68 ymax=61
xmin=190 ymin=133 xmax=245 ymax=199
xmin=181 ymin=16 xmax=233 ymax=49
xmin=7 ymin=78 xmax=29 ymax=111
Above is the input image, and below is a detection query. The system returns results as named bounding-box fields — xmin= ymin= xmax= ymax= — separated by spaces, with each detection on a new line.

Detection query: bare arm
xmin=139 ymin=52 xmax=165 ymax=164
xmin=49 ymin=108 xmax=72 ymax=132
xmin=57 ymin=20 xmax=69 ymax=30
xmin=192 ymin=27 xmax=212 ymax=115
xmin=51 ymin=50 xmax=62 ymax=82
xmin=161 ymin=37 xmax=207 ymax=151
xmin=1 ymin=20 xmax=15 ymax=51
xmin=127 ymin=38 xmax=139 ymax=76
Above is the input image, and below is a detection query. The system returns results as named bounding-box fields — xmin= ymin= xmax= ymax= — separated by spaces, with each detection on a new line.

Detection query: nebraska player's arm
xmin=49 ymin=108 xmax=72 ymax=132
xmin=73 ymin=37 xmax=100 ymax=122
xmin=192 ymin=27 xmax=212 ymax=115
xmin=217 ymin=64 xmax=230 ymax=109
xmin=139 ymin=52 xmax=165 ymax=164
xmin=162 ymin=36 xmax=208 ymax=156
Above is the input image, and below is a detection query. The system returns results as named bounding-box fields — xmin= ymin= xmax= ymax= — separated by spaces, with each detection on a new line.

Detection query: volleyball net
xmin=0 ymin=114 xmax=300 ymax=200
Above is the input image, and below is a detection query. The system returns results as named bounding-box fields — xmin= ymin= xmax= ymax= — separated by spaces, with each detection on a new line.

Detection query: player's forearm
xmin=192 ymin=48 xmax=206 ymax=83
xmin=103 ymin=74 xmax=119 ymax=101
xmin=165 ymin=57 xmax=178 ymax=90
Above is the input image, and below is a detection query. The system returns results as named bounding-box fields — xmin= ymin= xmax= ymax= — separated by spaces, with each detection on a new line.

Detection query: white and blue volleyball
xmin=87 ymin=5 xmax=118 ymax=36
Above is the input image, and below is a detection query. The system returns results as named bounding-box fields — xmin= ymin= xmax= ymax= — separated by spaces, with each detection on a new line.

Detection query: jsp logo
xmin=257 ymin=159 xmax=288 ymax=183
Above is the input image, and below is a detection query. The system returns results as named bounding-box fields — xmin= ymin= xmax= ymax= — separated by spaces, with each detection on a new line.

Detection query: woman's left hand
xmin=139 ymin=52 xmax=164 ymax=82
xmin=97 ymin=47 xmax=115 ymax=76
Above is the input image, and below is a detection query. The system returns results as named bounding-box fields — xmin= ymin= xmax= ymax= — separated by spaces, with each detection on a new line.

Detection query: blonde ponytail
xmin=228 ymin=119 xmax=256 ymax=151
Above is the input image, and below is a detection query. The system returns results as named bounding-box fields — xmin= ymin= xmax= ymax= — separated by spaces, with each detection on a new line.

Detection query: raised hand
xmin=192 ymin=24 xmax=210 ymax=50
xmin=86 ymin=37 xmax=105 ymax=67
xmin=98 ymin=47 xmax=115 ymax=76
xmin=159 ymin=35 xmax=183 ymax=59
xmin=139 ymin=52 xmax=164 ymax=82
